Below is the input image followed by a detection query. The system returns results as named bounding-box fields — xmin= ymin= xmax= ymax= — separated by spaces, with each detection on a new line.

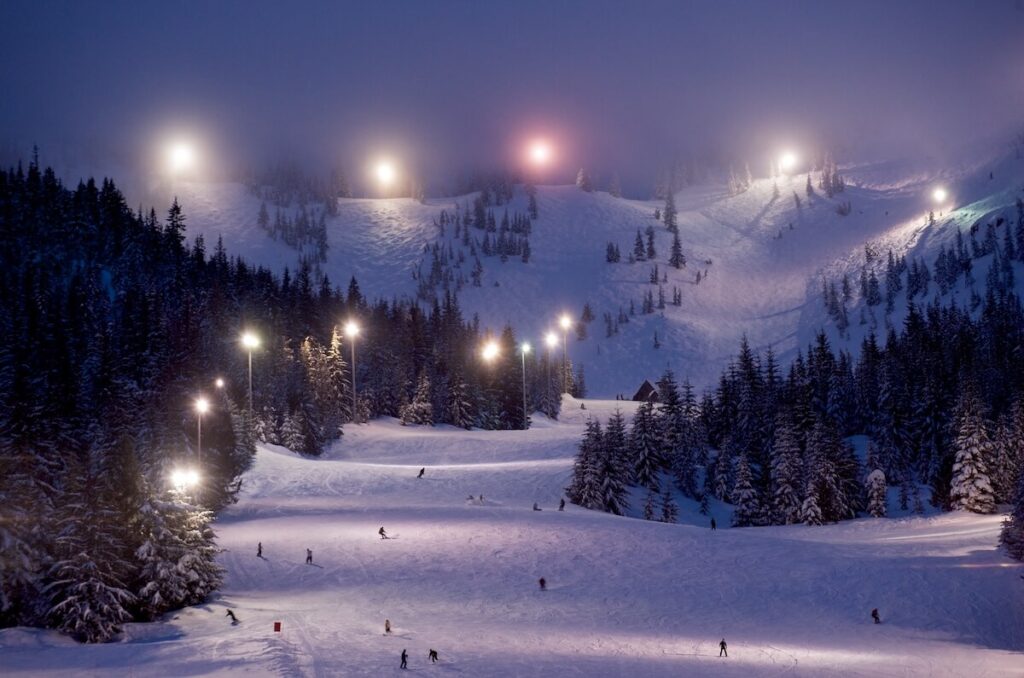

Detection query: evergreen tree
xmin=659 ymin=488 xmax=679 ymax=523
xmin=731 ymin=454 xmax=761 ymax=527
xmin=866 ymin=469 xmax=887 ymax=517
xmin=630 ymin=401 xmax=663 ymax=491
xmin=576 ymin=168 xmax=593 ymax=192
xmin=950 ymin=389 xmax=996 ymax=513
xmin=400 ymin=371 xmax=434 ymax=426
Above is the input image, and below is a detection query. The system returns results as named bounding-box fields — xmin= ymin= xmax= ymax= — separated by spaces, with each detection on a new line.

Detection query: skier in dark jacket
xmin=558 ymin=498 xmax=565 ymax=511
xmin=417 ymin=467 xmax=425 ymax=478
xmin=538 ymin=577 xmax=546 ymax=591
xmin=400 ymin=649 xmax=408 ymax=669
xmin=710 ymin=517 xmax=717 ymax=530
xmin=379 ymin=526 xmax=388 ymax=540
xmin=257 ymin=542 xmax=262 ymax=558
xmin=305 ymin=549 xmax=313 ymax=564
xmin=226 ymin=609 xmax=239 ymax=623
xmin=428 ymin=649 xmax=439 ymax=663
xmin=719 ymin=638 xmax=728 ymax=657
xmin=385 ymin=618 xmax=392 ymax=634
xmin=871 ymin=608 xmax=881 ymax=624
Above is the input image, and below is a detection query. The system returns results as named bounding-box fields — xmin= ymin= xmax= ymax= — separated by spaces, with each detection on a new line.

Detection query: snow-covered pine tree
xmin=731 ymin=454 xmax=761 ymax=527
xmin=446 ymin=370 xmax=475 ymax=429
xmin=769 ymin=414 xmax=803 ymax=524
xmin=866 ymin=469 xmax=887 ymax=517
xmin=598 ymin=411 xmax=631 ymax=515
xmin=663 ymin=190 xmax=677 ymax=233
xmin=669 ymin=232 xmax=685 ymax=269
xmin=608 ymin=172 xmax=623 ymax=198
xmin=800 ymin=481 xmax=824 ymax=526
xmin=630 ymin=401 xmax=663 ymax=492
xmin=567 ymin=419 xmax=603 ymax=509
xmin=576 ymin=168 xmax=593 ymax=192
xmin=999 ymin=467 xmax=1024 ymax=560
xmin=659 ymin=488 xmax=679 ymax=523
xmin=400 ymin=371 xmax=434 ymax=426
xmin=950 ymin=388 xmax=996 ymax=513
xmin=643 ymin=490 xmax=656 ymax=520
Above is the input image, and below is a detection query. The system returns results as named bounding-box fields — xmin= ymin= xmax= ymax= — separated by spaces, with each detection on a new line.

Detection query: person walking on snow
xmin=417 ymin=467 xmax=425 ymax=479
xmin=385 ymin=619 xmax=392 ymax=634
xmin=539 ymin=577 xmax=546 ymax=591
xmin=871 ymin=608 xmax=881 ymax=624
xmin=710 ymin=517 xmax=717 ymax=530
xmin=559 ymin=498 xmax=565 ymax=511
xmin=257 ymin=542 xmax=262 ymax=558
xmin=719 ymin=639 xmax=728 ymax=657
xmin=400 ymin=649 xmax=408 ymax=669
xmin=225 ymin=609 xmax=239 ymax=623
xmin=305 ymin=549 xmax=313 ymax=564
xmin=428 ymin=649 xmax=439 ymax=663
xmin=379 ymin=526 xmax=388 ymax=540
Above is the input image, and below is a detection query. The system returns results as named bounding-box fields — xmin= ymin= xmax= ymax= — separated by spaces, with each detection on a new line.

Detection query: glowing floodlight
xmin=171 ymin=467 xmax=200 ymax=491
xmin=375 ymin=161 xmax=397 ymax=186
xmin=344 ymin=321 xmax=360 ymax=338
xmin=559 ymin=314 xmax=573 ymax=331
xmin=194 ymin=397 xmax=210 ymax=415
xmin=529 ymin=140 xmax=552 ymax=166
xmin=779 ymin=151 xmax=798 ymax=173
xmin=932 ymin=187 xmax=948 ymax=204
xmin=481 ymin=340 xmax=500 ymax=362
xmin=167 ymin=141 xmax=197 ymax=174
xmin=545 ymin=332 xmax=559 ymax=349
xmin=214 ymin=378 xmax=225 ymax=389
xmin=241 ymin=331 xmax=260 ymax=350
xmin=521 ymin=342 xmax=531 ymax=355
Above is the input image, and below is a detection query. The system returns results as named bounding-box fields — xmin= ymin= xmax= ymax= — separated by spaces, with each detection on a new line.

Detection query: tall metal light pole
xmin=194 ymin=397 xmax=209 ymax=462
xmin=345 ymin=321 xmax=360 ymax=424
xmin=545 ymin=331 xmax=558 ymax=397
xmin=559 ymin=314 xmax=573 ymax=394
xmin=241 ymin=331 xmax=260 ymax=417
xmin=520 ymin=342 xmax=531 ymax=425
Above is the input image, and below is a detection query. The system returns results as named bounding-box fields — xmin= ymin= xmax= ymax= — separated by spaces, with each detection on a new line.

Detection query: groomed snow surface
xmin=3 ymin=398 xmax=1022 ymax=677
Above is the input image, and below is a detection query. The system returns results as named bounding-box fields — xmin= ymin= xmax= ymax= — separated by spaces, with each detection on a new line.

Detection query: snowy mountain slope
xmin=169 ymin=145 xmax=1023 ymax=396
xmin=3 ymin=401 xmax=1022 ymax=677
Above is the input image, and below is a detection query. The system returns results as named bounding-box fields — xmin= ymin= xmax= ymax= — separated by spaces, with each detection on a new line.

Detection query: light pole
xmin=241 ymin=331 xmax=260 ymax=417
xmin=520 ymin=342 xmax=531 ymax=424
xmin=345 ymin=321 xmax=360 ymax=423
xmin=194 ymin=397 xmax=209 ymax=462
xmin=545 ymin=331 xmax=558 ymax=396
xmin=559 ymin=314 xmax=572 ymax=394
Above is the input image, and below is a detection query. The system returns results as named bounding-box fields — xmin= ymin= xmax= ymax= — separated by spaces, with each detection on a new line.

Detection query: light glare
xmin=545 ymin=332 xmax=559 ymax=348
xmin=559 ymin=314 xmax=573 ymax=331
xmin=215 ymin=378 xmax=225 ymax=389
xmin=171 ymin=467 xmax=200 ymax=490
xmin=521 ymin=342 xmax=531 ymax=354
xmin=375 ymin=161 xmax=397 ymax=186
xmin=529 ymin=140 xmax=552 ymax=166
xmin=779 ymin=151 xmax=797 ymax=173
xmin=167 ymin=142 xmax=196 ymax=174
xmin=195 ymin=397 xmax=209 ymax=414
xmin=241 ymin=331 xmax=260 ymax=349
xmin=344 ymin=321 xmax=360 ymax=337
xmin=481 ymin=340 xmax=500 ymax=362
xmin=932 ymin=187 xmax=948 ymax=203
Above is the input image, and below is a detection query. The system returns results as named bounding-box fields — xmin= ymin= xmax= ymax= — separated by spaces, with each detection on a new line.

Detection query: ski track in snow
xmin=3 ymin=398 xmax=1023 ymax=676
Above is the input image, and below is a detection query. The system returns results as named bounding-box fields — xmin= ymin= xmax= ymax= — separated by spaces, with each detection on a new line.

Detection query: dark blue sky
xmin=2 ymin=0 xmax=1022 ymax=194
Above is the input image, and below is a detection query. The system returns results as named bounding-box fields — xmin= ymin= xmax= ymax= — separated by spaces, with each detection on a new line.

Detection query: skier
xmin=400 ymin=649 xmax=408 ymax=669
xmin=379 ymin=526 xmax=388 ymax=540
xmin=871 ymin=608 xmax=881 ymax=624
xmin=257 ymin=542 xmax=262 ymax=558
xmin=428 ymin=649 xmax=439 ymax=663
xmin=719 ymin=638 xmax=728 ymax=657
xmin=533 ymin=502 xmax=542 ymax=511
xmin=539 ymin=577 xmax=546 ymax=591
xmin=417 ymin=467 xmax=425 ymax=479
xmin=558 ymin=498 xmax=565 ymax=511
xmin=305 ymin=549 xmax=313 ymax=564
xmin=225 ymin=609 xmax=239 ymax=624
xmin=385 ymin=619 xmax=392 ymax=634
xmin=710 ymin=517 xmax=717 ymax=530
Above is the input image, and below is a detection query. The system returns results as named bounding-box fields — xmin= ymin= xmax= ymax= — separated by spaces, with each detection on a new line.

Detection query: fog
xmin=2 ymin=0 xmax=1022 ymax=196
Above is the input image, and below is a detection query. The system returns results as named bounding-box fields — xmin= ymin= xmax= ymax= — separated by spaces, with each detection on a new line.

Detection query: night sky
xmin=2 ymin=0 xmax=1022 ymax=194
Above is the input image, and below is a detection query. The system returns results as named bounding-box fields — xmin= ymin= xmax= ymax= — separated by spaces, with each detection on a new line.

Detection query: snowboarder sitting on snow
xmin=428 ymin=649 xmax=439 ymax=663
xmin=871 ymin=608 xmax=881 ymax=624
xmin=385 ymin=619 xmax=392 ymax=634
xmin=719 ymin=638 xmax=728 ymax=657
xmin=305 ymin=548 xmax=313 ymax=564
xmin=538 ymin=577 xmax=546 ymax=591
xmin=417 ymin=467 xmax=425 ymax=479
xmin=533 ymin=502 xmax=542 ymax=511
xmin=400 ymin=649 xmax=408 ymax=669
xmin=559 ymin=498 xmax=565 ymax=511
xmin=225 ymin=609 xmax=239 ymax=624
xmin=379 ymin=526 xmax=388 ymax=540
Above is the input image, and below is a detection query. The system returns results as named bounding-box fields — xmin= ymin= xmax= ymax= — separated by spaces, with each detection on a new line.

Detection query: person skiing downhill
xmin=225 ymin=609 xmax=239 ymax=623
xmin=428 ymin=649 xmax=439 ymax=663
xmin=379 ymin=526 xmax=388 ymax=540
xmin=400 ymin=649 xmax=408 ymax=669
xmin=305 ymin=549 xmax=313 ymax=564
xmin=417 ymin=467 xmax=425 ymax=479
xmin=719 ymin=638 xmax=728 ymax=657
xmin=871 ymin=608 xmax=881 ymax=624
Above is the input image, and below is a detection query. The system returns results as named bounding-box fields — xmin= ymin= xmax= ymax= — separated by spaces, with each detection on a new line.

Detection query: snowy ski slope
xmin=3 ymin=399 xmax=1022 ymax=676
